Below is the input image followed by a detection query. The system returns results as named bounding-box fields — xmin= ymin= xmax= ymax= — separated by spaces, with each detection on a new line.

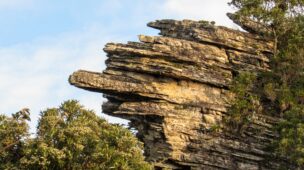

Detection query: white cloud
xmin=162 ymin=0 xmax=236 ymax=27
xmin=0 ymin=25 xmax=128 ymax=133
xmin=0 ymin=0 xmax=239 ymax=133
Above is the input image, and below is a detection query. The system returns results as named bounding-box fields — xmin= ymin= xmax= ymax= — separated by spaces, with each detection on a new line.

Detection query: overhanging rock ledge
xmin=69 ymin=19 xmax=290 ymax=169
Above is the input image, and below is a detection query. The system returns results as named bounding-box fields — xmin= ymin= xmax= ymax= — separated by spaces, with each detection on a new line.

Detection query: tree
xmin=228 ymin=0 xmax=304 ymax=167
xmin=225 ymin=72 xmax=261 ymax=134
xmin=0 ymin=109 xmax=30 ymax=170
xmin=0 ymin=100 xmax=151 ymax=170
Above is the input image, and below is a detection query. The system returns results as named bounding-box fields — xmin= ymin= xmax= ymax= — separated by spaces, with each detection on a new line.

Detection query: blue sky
xmin=0 ymin=0 xmax=235 ymax=133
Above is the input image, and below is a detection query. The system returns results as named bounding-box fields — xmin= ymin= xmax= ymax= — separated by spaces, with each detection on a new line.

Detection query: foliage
xmin=0 ymin=109 xmax=30 ymax=170
xmin=228 ymin=0 xmax=304 ymax=167
xmin=0 ymin=100 xmax=151 ymax=170
xmin=230 ymin=0 xmax=304 ymax=54
xmin=225 ymin=72 xmax=261 ymax=134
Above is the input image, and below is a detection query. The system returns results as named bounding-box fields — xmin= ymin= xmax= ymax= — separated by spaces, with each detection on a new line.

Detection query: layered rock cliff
xmin=69 ymin=19 xmax=287 ymax=169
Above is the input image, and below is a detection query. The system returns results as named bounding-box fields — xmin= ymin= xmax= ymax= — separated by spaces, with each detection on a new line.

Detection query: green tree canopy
xmin=0 ymin=109 xmax=30 ymax=170
xmin=228 ymin=0 xmax=304 ymax=167
xmin=0 ymin=100 xmax=151 ymax=170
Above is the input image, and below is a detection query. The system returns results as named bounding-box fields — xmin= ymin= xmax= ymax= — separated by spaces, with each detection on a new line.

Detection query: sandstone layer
xmin=69 ymin=19 xmax=288 ymax=169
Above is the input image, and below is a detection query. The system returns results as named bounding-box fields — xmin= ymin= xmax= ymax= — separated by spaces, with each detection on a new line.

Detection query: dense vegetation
xmin=0 ymin=100 xmax=151 ymax=170
xmin=228 ymin=0 xmax=304 ymax=167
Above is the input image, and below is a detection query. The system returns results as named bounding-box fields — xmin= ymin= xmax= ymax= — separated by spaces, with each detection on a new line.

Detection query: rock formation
xmin=69 ymin=19 xmax=288 ymax=169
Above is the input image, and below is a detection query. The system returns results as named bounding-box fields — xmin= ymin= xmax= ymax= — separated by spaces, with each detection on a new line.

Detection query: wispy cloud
xmin=0 ymin=0 xmax=235 ymax=133
xmin=0 ymin=0 xmax=164 ymax=132
xmin=0 ymin=25 xmax=128 ymax=132
xmin=162 ymin=0 xmax=235 ymax=27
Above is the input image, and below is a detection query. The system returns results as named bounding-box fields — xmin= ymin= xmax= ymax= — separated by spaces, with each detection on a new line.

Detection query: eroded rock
xmin=69 ymin=19 xmax=291 ymax=169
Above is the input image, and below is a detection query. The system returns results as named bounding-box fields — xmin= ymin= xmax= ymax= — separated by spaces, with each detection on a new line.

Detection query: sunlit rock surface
xmin=69 ymin=19 xmax=290 ymax=169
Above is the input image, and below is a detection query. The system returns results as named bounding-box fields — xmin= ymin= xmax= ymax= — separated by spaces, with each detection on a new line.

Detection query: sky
xmin=0 ymin=0 xmax=236 ymax=133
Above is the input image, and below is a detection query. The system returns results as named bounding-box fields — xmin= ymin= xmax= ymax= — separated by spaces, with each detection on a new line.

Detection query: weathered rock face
xmin=69 ymin=19 xmax=286 ymax=169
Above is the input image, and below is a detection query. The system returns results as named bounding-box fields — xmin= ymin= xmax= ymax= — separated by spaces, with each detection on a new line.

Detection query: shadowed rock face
xmin=69 ymin=19 xmax=288 ymax=169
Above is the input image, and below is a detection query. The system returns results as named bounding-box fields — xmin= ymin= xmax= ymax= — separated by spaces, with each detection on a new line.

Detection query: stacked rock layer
xmin=69 ymin=20 xmax=286 ymax=169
